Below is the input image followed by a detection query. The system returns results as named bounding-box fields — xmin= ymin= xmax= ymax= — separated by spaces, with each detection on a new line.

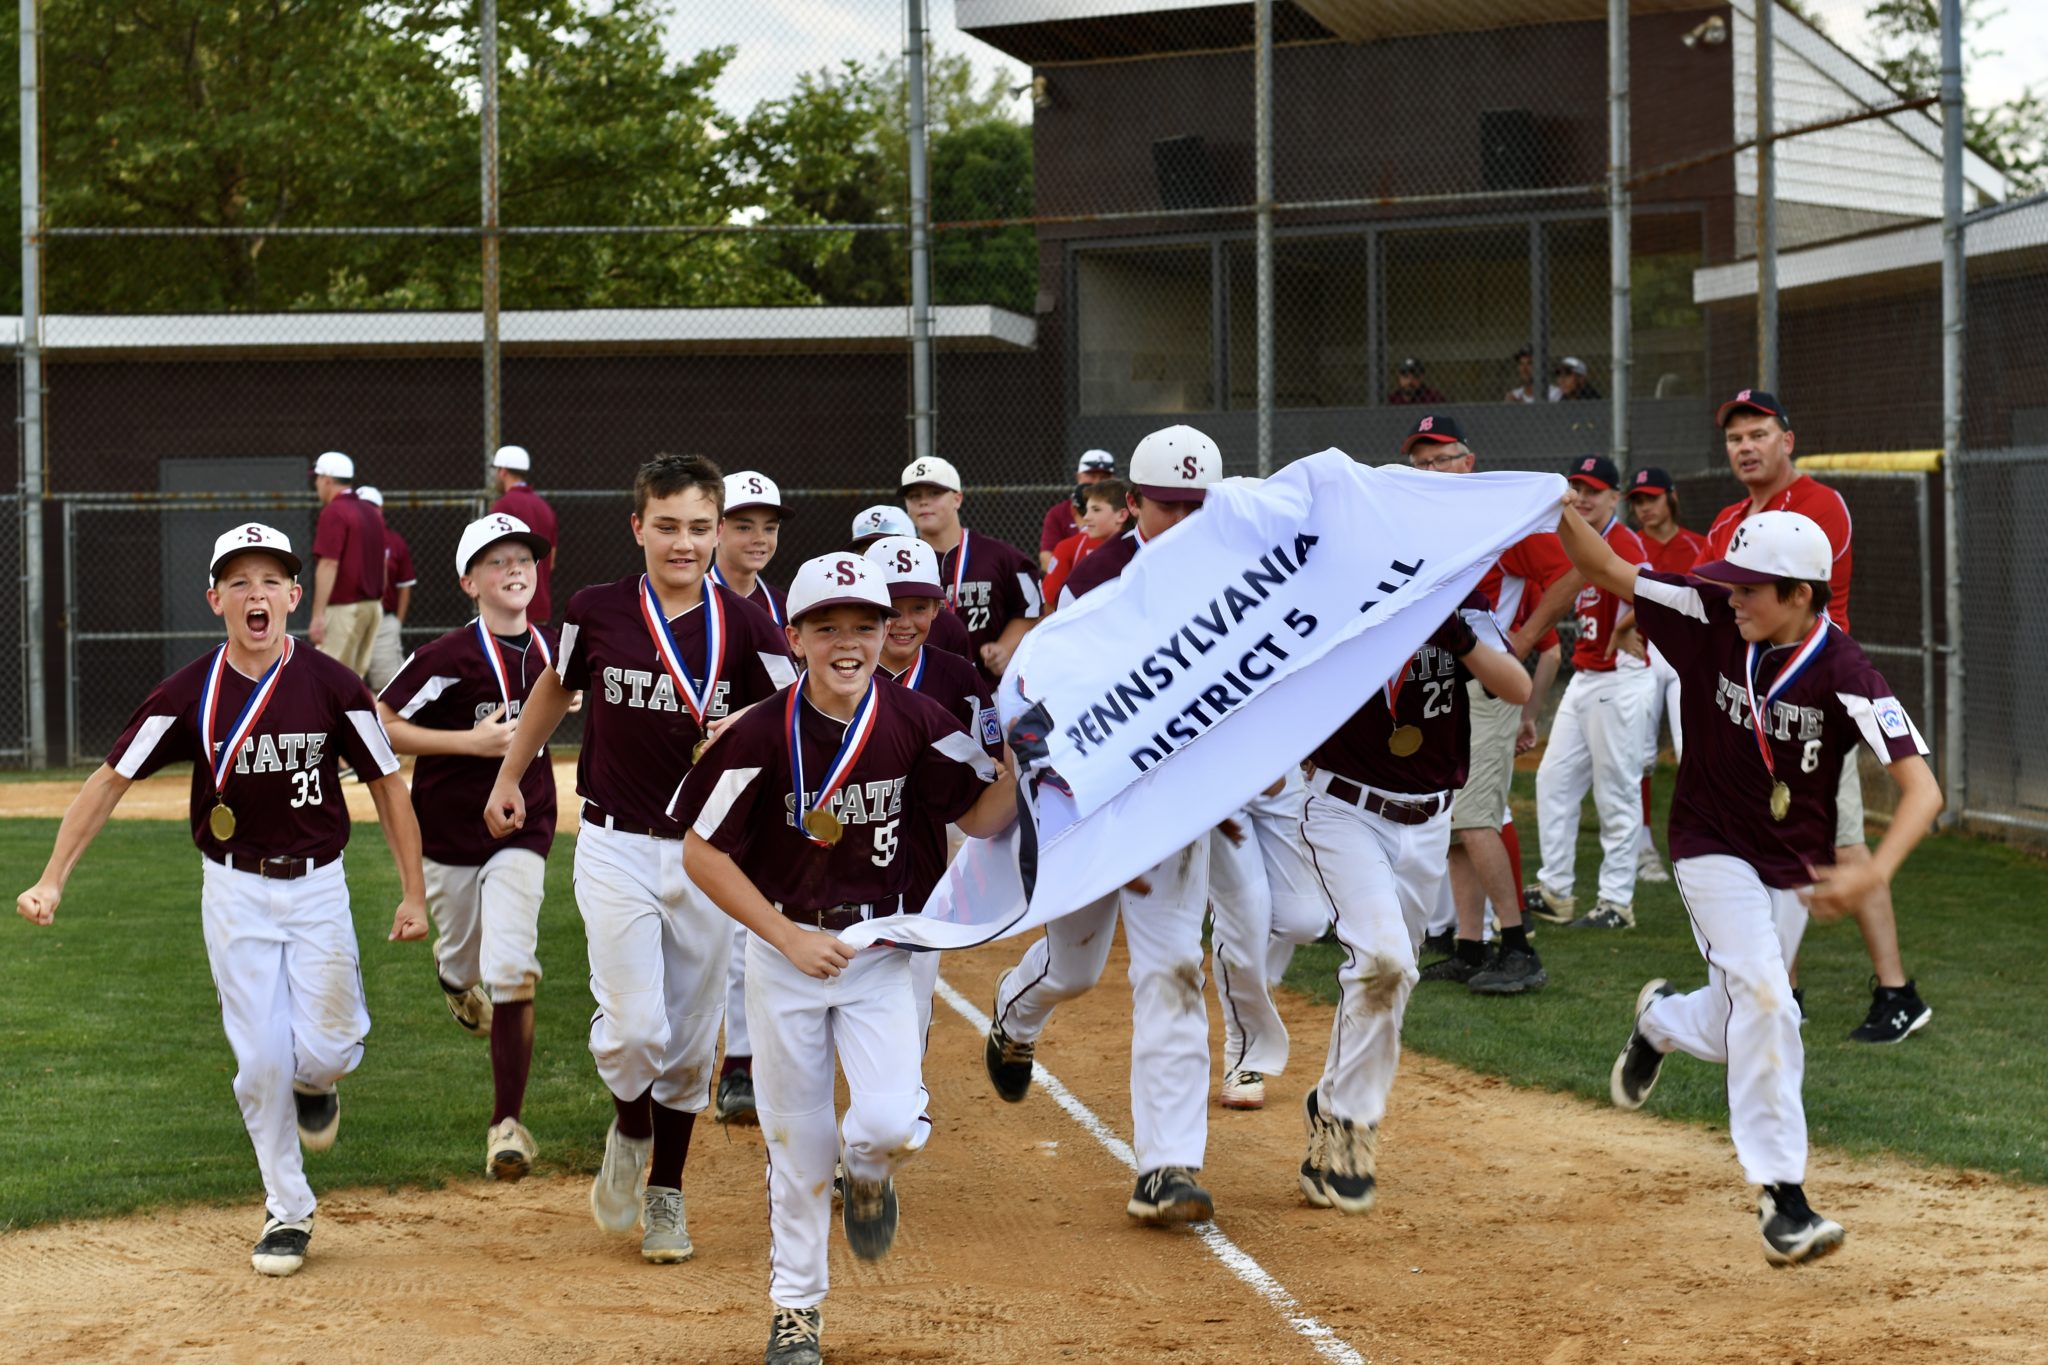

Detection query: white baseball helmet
xmin=723 ymin=470 xmax=786 ymax=516
xmin=209 ymin=523 xmax=302 ymax=582
xmin=456 ymin=512 xmax=552 ymax=578
xmin=785 ymin=552 xmax=899 ymax=623
xmin=1129 ymin=425 xmax=1222 ymax=502
xmin=898 ymin=456 xmax=963 ymax=495
xmin=863 ymin=535 xmax=944 ymax=599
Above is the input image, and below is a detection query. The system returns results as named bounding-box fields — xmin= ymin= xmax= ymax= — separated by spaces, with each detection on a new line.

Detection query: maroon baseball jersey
xmin=490 ymin=483 xmax=559 ymax=621
xmin=557 ymin=576 xmax=796 ymax=835
xmin=312 ymin=491 xmax=387 ymax=605
xmin=882 ymin=645 xmax=1001 ymax=911
xmin=937 ymin=529 xmax=1042 ymax=681
xmin=1311 ymin=608 xmax=1484 ymax=796
xmin=380 ymin=527 xmax=417 ymax=615
xmin=927 ymin=602 xmax=974 ymax=661
xmin=380 ymin=622 xmax=559 ymax=864
xmin=1570 ymin=518 xmax=1651 ymax=673
xmin=1633 ymin=571 xmax=1926 ymax=889
xmin=1642 ymin=526 xmax=1709 ymax=576
xmin=677 ymin=678 xmax=996 ymax=911
xmin=1040 ymin=497 xmax=1079 ymax=556
xmin=1058 ymin=528 xmax=1141 ymax=605
xmin=107 ymin=641 xmax=400 ymax=861
xmin=716 ymin=572 xmax=788 ymax=632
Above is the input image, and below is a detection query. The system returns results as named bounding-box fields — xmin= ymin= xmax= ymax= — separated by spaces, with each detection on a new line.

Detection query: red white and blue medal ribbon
xmin=639 ymin=573 xmax=724 ymax=730
xmin=472 ymin=618 xmax=551 ymax=713
xmin=948 ymin=529 xmax=970 ymax=610
xmin=199 ymin=638 xmax=294 ymax=822
xmin=786 ymin=671 xmax=879 ymax=845
xmin=1743 ymin=615 xmax=1830 ymax=813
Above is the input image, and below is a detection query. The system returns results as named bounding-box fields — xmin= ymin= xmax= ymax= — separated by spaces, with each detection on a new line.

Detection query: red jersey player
xmin=16 ymin=523 xmax=428 ymax=1279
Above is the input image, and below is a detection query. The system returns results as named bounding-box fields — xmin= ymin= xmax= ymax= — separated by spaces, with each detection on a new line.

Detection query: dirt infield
xmin=4 ymin=938 xmax=2045 ymax=1364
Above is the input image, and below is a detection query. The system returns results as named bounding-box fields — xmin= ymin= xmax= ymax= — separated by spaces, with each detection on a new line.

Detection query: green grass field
xmin=3 ymin=766 xmax=2044 ymax=1230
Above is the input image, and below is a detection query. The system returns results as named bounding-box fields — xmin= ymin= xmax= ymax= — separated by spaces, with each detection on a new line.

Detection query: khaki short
xmin=320 ymin=599 xmax=381 ymax=678
xmin=1450 ymin=683 xmax=1521 ymax=833
xmin=1836 ymin=747 xmax=1867 ymax=849
xmin=366 ymin=612 xmax=405 ymax=692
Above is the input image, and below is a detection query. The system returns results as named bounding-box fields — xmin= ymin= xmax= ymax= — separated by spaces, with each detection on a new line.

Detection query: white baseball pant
xmin=722 ymin=920 xmax=752 ymax=1060
xmin=1642 ymin=643 xmax=1684 ymax=765
xmin=749 ymin=937 xmax=929 ymax=1311
xmin=200 ymin=856 xmax=369 ymax=1225
xmin=1536 ymin=666 xmax=1656 ymax=910
xmin=424 ymin=847 xmax=545 ymax=1001
xmin=1210 ymin=773 xmax=1326 ymax=1076
xmin=1298 ymin=776 xmax=1451 ymax=1127
xmin=573 ymin=820 xmax=726 ymax=1110
xmin=909 ymin=947 xmax=940 ymax=1048
xmin=1644 ymin=854 xmax=1812 ymax=1186
xmin=995 ymin=832 xmax=1213 ymax=1172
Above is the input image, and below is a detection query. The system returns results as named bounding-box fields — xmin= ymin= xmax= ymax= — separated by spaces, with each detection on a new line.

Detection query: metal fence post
xmin=480 ymin=0 xmax=502 ymax=481
xmin=905 ymin=0 xmax=934 ymax=464
xmin=1608 ymin=0 xmax=1630 ymax=470
xmin=61 ymin=499 xmax=74 ymax=766
xmin=1254 ymin=0 xmax=1274 ymax=477
xmin=1939 ymin=0 xmax=1966 ymax=820
xmin=1754 ymin=0 xmax=1777 ymax=389
xmin=18 ymin=0 xmax=46 ymax=768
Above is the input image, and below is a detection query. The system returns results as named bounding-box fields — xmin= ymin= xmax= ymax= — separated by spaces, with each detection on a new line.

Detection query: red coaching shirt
xmin=380 ymin=527 xmax=416 ymax=615
xmin=938 ymin=530 xmax=1043 ymax=682
xmin=1476 ymin=531 xmax=1574 ymax=637
xmin=1311 ymin=598 xmax=1495 ymax=796
xmin=677 ymin=678 xmax=997 ymax=912
xmin=1569 ymin=517 xmax=1651 ymax=673
xmin=1643 ymin=526 xmax=1709 ymax=576
xmin=107 ymin=643 xmax=400 ymax=862
xmin=1706 ymin=476 xmax=1852 ymax=630
xmin=557 ymin=576 xmax=796 ymax=836
xmin=379 ymin=623 xmax=560 ymax=865
xmin=312 ymin=491 xmax=388 ymax=606
xmin=489 ymin=483 xmax=559 ymax=621
xmin=1633 ymin=571 xmax=1924 ymax=888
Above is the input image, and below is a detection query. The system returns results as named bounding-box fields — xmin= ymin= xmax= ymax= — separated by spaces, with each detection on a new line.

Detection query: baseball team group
xmin=14 ymin=389 xmax=1943 ymax=1364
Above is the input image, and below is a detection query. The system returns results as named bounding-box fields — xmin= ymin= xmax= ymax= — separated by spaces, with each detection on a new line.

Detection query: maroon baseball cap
xmin=1717 ymin=388 xmax=1792 ymax=429
xmin=1401 ymin=413 xmax=1466 ymax=455
xmin=1566 ymin=454 xmax=1621 ymax=491
xmin=1627 ymin=466 xmax=1676 ymax=496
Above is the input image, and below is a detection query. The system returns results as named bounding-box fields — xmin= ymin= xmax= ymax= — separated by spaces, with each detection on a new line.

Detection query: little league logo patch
xmin=1874 ymin=697 xmax=1910 ymax=739
xmin=979 ymin=705 xmax=1002 ymax=747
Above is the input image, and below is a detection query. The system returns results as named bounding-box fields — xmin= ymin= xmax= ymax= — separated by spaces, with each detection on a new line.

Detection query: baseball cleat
xmin=486 ymin=1117 xmax=537 ymax=1182
xmin=250 ymin=1215 xmax=313 ymax=1277
xmin=1569 ymin=900 xmax=1636 ymax=931
xmin=1127 ymin=1166 xmax=1213 ymax=1225
xmin=1319 ymin=1110 xmax=1379 ymax=1216
xmin=842 ymin=1174 xmax=899 ymax=1261
xmin=292 ymin=1085 xmax=341 ymax=1152
xmin=765 ymin=1305 xmax=823 ymax=1365
xmin=716 ymin=1068 xmax=759 ymax=1126
xmin=1417 ymin=929 xmax=1455 ymax=961
xmin=1848 ymin=979 xmax=1931 ymax=1044
xmin=984 ymin=976 xmax=1036 ymax=1103
xmin=1759 ymin=1184 xmax=1846 ymax=1266
xmin=1523 ymin=883 xmax=1576 ymax=925
xmin=1299 ymin=1090 xmax=1334 ymax=1207
xmin=1636 ymin=847 xmax=1670 ymax=883
xmin=1610 ymin=979 xmax=1679 ymax=1109
xmin=640 ymin=1186 xmax=694 ymax=1263
xmin=1418 ymin=944 xmax=1491 ymax=985
xmin=441 ymin=981 xmax=494 ymax=1036
xmin=1219 ymin=1069 xmax=1266 ymax=1110
xmin=589 ymin=1120 xmax=652 ymax=1235
xmin=1467 ymin=946 xmax=1547 ymax=995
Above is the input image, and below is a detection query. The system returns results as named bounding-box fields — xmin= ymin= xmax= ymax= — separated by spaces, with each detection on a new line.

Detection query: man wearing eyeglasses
xmin=1398 ymin=416 xmax=1583 ymax=995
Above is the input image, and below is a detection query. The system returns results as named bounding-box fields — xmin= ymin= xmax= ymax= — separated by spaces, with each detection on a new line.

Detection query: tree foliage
xmin=1865 ymin=0 xmax=2044 ymax=192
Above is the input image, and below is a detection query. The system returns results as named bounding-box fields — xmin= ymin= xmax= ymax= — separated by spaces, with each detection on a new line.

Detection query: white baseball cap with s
xmin=209 ymin=523 xmax=303 ymax=582
xmin=723 ymin=470 xmax=787 ymax=516
xmin=862 ymin=535 xmax=944 ymax=599
xmin=311 ymin=451 xmax=354 ymax=480
xmin=1692 ymin=510 xmax=1833 ymax=585
xmin=899 ymin=456 xmax=962 ymax=495
xmin=493 ymin=445 xmax=531 ymax=472
xmin=785 ymin=552 xmax=900 ymax=624
xmin=1077 ymin=449 xmax=1115 ymax=474
xmin=850 ymin=504 xmax=916 ymax=545
xmin=1130 ymin=425 xmax=1222 ymax=502
xmin=455 ymin=512 xmax=553 ymax=578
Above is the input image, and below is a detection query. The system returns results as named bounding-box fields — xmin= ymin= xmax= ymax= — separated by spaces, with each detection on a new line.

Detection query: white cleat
xmin=589 ymin=1120 xmax=652 ymax=1235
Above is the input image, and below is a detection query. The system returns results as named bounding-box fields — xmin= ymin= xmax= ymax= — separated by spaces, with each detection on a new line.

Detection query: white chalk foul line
xmin=935 ymin=975 xmax=1368 ymax=1365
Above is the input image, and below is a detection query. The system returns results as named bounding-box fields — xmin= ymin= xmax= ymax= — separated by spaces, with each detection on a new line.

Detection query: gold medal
xmin=209 ymin=802 xmax=237 ymax=841
xmin=692 ymin=737 xmax=709 ymax=764
xmin=1769 ymin=781 xmax=1791 ymax=822
xmin=803 ymin=808 xmax=844 ymax=845
xmin=1387 ymin=725 xmax=1423 ymax=757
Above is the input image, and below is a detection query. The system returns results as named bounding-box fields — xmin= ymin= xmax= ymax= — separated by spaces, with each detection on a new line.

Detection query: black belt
xmin=777 ymin=897 xmax=901 ymax=932
xmin=205 ymin=849 xmax=321 ymax=880
xmin=1320 ymin=773 xmax=1448 ymax=827
xmin=582 ymin=802 xmax=683 ymax=841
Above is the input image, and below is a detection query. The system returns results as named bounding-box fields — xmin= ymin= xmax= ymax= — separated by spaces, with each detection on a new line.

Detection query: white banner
xmin=843 ymin=450 xmax=1565 ymax=951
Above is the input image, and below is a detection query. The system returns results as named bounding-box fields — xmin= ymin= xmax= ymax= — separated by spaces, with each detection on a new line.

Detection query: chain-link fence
xmin=1953 ymin=449 xmax=2048 ymax=839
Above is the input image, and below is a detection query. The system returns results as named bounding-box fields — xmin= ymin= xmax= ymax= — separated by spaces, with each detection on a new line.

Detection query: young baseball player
xmin=483 ymin=453 xmax=797 ymax=1265
xmin=986 ymin=424 xmax=1226 ymax=1225
xmin=1558 ymin=504 xmax=1940 ymax=1264
xmin=1625 ymin=467 xmax=1709 ymax=882
xmin=1296 ymin=596 xmax=1531 ymax=1212
xmin=377 ymin=512 xmax=559 ymax=1182
xmin=1529 ymin=455 xmax=1656 ymax=931
xmin=676 ymin=552 xmax=1013 ymax=1365
xmin=900 ymin=456 xmax=1044 ymax=682
xmin=1041 ymin=477 xmax=1133 ymax=609
xmin=707 ymin=469 xmax=794 ymax=1127
xmin=15 ymin=523 xmax=428 ymax=1277
xmin=849 ymin=505 xmax=977 ymax=667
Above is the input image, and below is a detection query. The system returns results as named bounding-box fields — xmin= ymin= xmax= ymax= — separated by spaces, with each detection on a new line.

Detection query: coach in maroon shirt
xmin=490 ymin=445 xmax=560 ymax=622
xmin=309 ymin=451 xmax=386 ymax=679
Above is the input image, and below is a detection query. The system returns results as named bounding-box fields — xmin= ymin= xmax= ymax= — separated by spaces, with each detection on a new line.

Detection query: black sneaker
xmin=251 ymin=1215 xmax=313 ymax=1276
xmin=1417 ymin=929 xmax=1455 ymax=961
xmin=716 ymin=1069 xmax=759 ymax=1125
xmin=292 ymin=1086 xmax=340 ymax=1152
xmin=1418 ymin=944 xmax=1493 ymax=985
xmin=1610 ymin=979 xmax=1678 ymax=1109
xmin=984 ymin=979 xmax=1036 ymax=1102
xmin=842 ymin=1174 xmax=899 ymax=1261
xmin=1848 ymin=979 xmax=1931 ymax=1044
xmin=1127 ymin=1166 xmax=1214 ymax=1224
xmin=1467 ymin=946 xmax=1547 ymax=995
xmin=1793 ymin=987 xmax=1807 ymax=1024
xmin=765 ymin=1305 xmax=823 ymax=1365
xmin=1759 ymin=1183 xmax=1846 ymax=1266
xmin=1568 ymin=901 xmax=1635 ymax=931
